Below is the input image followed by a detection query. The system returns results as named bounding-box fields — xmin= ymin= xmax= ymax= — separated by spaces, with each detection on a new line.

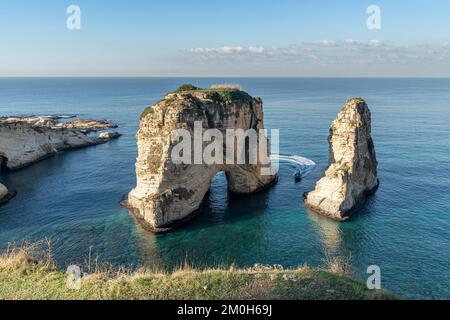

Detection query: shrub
xmin=140 ymin=106 xmax=155 ymax=120
xmin=176 ymin=84 xmax=200 ymax=92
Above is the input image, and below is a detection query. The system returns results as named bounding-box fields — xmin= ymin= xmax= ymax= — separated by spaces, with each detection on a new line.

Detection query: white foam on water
xmin=270 ymin=154 xmax=316 ymax=177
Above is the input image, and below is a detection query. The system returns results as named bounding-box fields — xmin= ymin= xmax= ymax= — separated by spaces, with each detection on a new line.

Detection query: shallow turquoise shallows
xmin=0 ymin=78 xmax=449 ymax=299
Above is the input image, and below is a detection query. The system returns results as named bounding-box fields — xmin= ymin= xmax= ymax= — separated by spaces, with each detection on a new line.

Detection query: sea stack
xmin=125 ymin=85 xmax=277 ymax=232
xmin=304 ymin=98 xmax=378 ymax=221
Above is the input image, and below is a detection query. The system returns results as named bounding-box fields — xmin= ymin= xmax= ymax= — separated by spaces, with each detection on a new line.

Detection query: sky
xmin=1 ymin=0 xmax=450 ymax=77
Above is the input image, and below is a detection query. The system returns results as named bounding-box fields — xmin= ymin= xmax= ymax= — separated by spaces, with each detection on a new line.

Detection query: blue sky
xmin=1 ymin=0 xmax=450 ymax=76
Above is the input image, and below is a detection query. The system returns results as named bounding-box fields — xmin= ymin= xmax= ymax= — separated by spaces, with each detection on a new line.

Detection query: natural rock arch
xmin=125 ymin=87 xmax=277 ymax=232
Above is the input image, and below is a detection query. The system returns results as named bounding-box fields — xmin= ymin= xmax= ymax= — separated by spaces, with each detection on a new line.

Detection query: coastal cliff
xmin=0 ymin=116 xmax=121 ymax=170
xmin=304 ymin=98 xmax=378 ymax=220
xmin=125 ymin=85 xmax=277 ymax=231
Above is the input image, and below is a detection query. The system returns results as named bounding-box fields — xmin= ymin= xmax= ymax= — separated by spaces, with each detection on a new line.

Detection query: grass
xmin=0 ymin=242 xmax=397 ymax=300
xmin=174 ymin=84 xmax=253 ymax=104
xmin=346 ymin=97 xmax=366 ymax=105
xmin=139 ymin=105 xmax=155 ymax=120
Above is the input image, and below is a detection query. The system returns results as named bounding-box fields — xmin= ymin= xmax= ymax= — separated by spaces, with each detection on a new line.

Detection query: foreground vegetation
xmin=0 ymin=243 xmax=396 ymax=300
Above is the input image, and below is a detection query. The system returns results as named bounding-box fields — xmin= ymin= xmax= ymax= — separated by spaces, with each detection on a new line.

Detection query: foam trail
xmin=270 ymin=154 xmax=316 ymax=177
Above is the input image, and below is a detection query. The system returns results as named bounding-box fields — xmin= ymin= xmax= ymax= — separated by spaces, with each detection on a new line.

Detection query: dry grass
xmin=211 ymin=83 xmax=244 ymax=91
xmin=1 ymin=239 xmax=55 ymax=270
xmin=0 ymin=243 xmax=396 ymax=300
xmin=322 ymin=251 xmax=353 ymax=275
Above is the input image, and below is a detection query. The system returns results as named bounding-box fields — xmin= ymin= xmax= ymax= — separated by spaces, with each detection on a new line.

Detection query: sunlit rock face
xmin=0 ymin=183 xmax=8 ymax=200
xmin=0 ymin=116 xmax=120 ymax=170
xmin=0 ymin=183 xmax=15 ymax=206
xmin=125 ymin=87 xmax=277 ymax=232
xmin=304 ymin=98 xmax=379 ymax=221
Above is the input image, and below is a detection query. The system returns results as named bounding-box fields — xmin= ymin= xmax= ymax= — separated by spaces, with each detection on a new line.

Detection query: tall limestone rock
xmin=304 ymin=98 xmax=378 ymax=220
xmin=125 ymin=86 xmax=277 ymax=231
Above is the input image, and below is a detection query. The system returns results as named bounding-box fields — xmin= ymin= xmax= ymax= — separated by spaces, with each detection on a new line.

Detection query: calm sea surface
xmin=0 ymin=78 xmax=449 ymax=299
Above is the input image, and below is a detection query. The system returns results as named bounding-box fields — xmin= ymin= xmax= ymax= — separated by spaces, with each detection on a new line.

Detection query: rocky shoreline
xmin=0 ymin=115 xmax=121 ymax=170
xmin=0 ymin=115 xmax=121 ymax=205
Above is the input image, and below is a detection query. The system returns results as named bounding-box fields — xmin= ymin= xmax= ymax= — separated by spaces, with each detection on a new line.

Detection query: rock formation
xmin=0 ymin=116 xmax=121 ymax=170
xmin=125 ymin=86 xmax=277 ymax=232
xmin=62 ymin=118 xmax=118 ymax=132
xmin=0 ymin=183 xmax=16 ymax=206
xmin=0 ymin=183 xmax=9 ymax=202
xmin=304 ymin=98 xmax=378 ymax=221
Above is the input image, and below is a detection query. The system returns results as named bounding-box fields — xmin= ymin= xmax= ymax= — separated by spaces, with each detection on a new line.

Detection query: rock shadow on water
xmin=305 ymin=192 xmax=379 ymax=280
xmin=131 ymin=172 xmax=273 ymax=270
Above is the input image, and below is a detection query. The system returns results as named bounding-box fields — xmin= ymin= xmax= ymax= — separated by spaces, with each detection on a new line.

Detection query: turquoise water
xmin=0 ymin=78 xmax=449 ymax=299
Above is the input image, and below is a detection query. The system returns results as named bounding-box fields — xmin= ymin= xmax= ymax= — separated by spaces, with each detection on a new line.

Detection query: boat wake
xmin=270 ymin=154 xmax=316 ymax=179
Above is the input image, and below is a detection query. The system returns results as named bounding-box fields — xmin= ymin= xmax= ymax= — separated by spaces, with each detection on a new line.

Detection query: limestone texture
xmin=0 ymin=183 xmax=16 ymax=206
xmin=304 ymin=98 xmax=378 ymax=220
xmin=0 ymin=116 xmax=120 ymax=170
xmin=126 ymin=87 xmax=277 ymax=231
xmin=0 ymin=183 xmax=8 ymax=200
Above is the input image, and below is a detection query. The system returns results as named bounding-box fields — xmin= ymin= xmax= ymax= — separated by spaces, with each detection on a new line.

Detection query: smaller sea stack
xmin=304 ymin=98 xmax=379 ymax=221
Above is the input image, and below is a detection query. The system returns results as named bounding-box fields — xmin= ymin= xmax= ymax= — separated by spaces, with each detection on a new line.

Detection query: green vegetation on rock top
xmin=140 ymin=106 xmax=155 ymax=120
xmin=175 ymin=84 xmax=200 ymax=92
xmin=346 ymin=98 xmax=366 ymax=105
xmin=175 ymin=84 xmax=253 ymax=104
xmin=140 ymin=84 xmax=255 ymax=120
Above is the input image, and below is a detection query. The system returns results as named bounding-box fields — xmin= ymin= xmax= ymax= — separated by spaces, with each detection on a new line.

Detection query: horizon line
xmin=1 ymin=75 xmax=450 ymax=79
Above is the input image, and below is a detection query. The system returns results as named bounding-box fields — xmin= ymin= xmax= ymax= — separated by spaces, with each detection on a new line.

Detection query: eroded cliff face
xmin=304 ymin=98 xmax=378 ymax=220
xmin=126 ymin=88 xmax=277 ymax=231
xmin=0 ymin=116 xmax=120 ymax=170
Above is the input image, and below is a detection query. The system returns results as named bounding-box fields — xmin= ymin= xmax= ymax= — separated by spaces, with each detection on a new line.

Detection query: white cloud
xmin=304 ymin=40 xmax=338 ymax=47
xmin=301 ymin=39 xmax=385 ymax=48
xmin=186 ymin=40 xmax=450 ymax=69
xmin=344 ymin=39 xmax=358 ymax=45
xmin=248 ymin=46 xmax=266 ymax=53
xmin=307 ymin=54 xmax=320 ymax=61
xmin=188 ymin=46 xmax=265 ymax=54
xmin=319 ymin=40 xmax=337 ymax=47
xmin=369 ymin=40 xmax=384 ymax=47
xmin=342 ymin=39 xmax=384 ymax=47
